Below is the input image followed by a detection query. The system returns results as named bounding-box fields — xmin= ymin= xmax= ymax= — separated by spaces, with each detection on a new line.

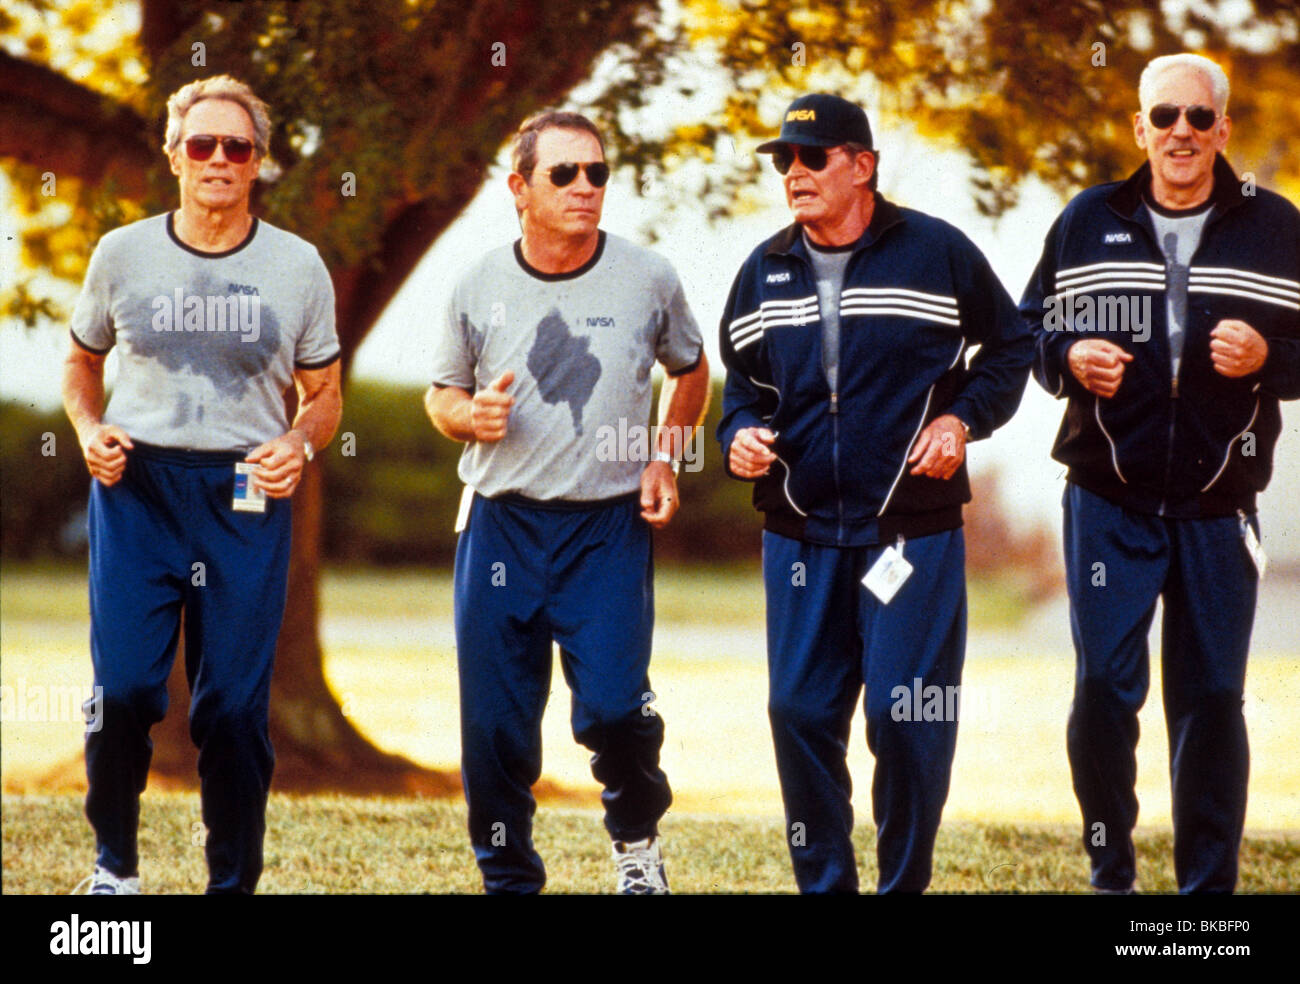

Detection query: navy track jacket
xmin=1021 ymin=155 xmax=1300 ymax=518
xmin=717 ymin=194 xmax=1034 ymax=547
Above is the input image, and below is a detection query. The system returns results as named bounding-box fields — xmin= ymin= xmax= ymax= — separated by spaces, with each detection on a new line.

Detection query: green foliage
xmin=674 ymin=0 xmax=1300 ymax=214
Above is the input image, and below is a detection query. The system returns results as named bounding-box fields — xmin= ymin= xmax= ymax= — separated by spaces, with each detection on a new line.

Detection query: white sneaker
xmin=612 ymin=836 xmax=669 ymax=895
xmin=73 ymin=866 xmax=141 ymax=895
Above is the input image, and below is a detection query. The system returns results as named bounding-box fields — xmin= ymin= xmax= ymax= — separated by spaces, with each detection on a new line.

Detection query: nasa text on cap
xmin=756 ymin=94 xmax=874 ymax=153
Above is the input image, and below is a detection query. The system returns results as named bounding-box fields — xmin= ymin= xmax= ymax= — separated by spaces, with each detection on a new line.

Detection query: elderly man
xmin=718 ymin=93 xmax=1033 ymax=893
xmin=63 ymin=75 xmax=342 ymax=894
xmin=425 ymin=110 xmax=709 ymax=894
xmin=1021 ymin=53 xmax=1300 ymax=893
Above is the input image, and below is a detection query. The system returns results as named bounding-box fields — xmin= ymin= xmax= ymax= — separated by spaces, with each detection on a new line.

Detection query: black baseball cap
xmin=757 ymin=94 xmax=874 ymax=153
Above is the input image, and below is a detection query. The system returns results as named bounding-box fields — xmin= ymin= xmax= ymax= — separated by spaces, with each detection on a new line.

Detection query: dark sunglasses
xmin=771 ymin=144 xmax=852 ymax=176
xmin=1147 ymin=104 xmax=1218 ymax=131
xmin=541 ymin=161 xmax=610 ymax=188
xmin=184 ymin=134 xmax=256 ymax=164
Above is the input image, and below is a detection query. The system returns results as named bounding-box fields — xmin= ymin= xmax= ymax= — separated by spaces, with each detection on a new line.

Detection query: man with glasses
xmin=63 ymin=75 xmax=342 ymax=893
xmin=425 ymin=110 xmax=709 ymax=894
xmin=1022 ymin=53 xmax=1300 ymax=893
xmin=718 ymin=93 xmax=1032 ymax=893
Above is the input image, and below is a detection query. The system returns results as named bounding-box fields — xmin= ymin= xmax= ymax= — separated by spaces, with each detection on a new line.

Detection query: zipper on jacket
xmin=1156 ymin=341 xmax=1184 ymax=515
xmin=830 ymin=390 xmax=844 ymax=542
xmin=817 ymin=249 xmax=842 ymax=541
xmin=1156 ymin=395 xmax=1177 ymax=516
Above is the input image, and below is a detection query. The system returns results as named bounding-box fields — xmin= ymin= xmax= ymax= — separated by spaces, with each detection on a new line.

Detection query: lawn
xmin=4 ymin=562 xmax=1298 ymax=893
xmin=5 ymin=792 xmax=1297 ymax=893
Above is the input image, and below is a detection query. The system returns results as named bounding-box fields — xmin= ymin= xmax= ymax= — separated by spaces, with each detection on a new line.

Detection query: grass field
xmin=4 ymin=792 xmax=1298 ymax=893
xmin=4 ymin=563 xmax=1299 ymax=893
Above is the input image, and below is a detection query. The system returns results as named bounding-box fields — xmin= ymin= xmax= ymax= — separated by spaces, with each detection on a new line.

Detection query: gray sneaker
xmin=612 ymin=836 xmax=669 ymax=895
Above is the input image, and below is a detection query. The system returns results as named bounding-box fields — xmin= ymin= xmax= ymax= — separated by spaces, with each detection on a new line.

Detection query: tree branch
xmin=0 ymin=51 xmax=154 ymax=197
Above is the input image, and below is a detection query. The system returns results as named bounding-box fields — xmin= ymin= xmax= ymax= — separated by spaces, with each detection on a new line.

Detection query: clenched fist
xmin=1068 ymin=339 xmax=1133 ymax=398
xmin=729 ymin=426 xmax=777 ymax=479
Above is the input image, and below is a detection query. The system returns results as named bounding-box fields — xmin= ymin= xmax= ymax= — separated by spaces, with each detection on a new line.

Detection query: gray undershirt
xmin=1146 ymin=199 xmax=1212 ymax=385
xmin=804 ymin=232 xmax=853 ymax=393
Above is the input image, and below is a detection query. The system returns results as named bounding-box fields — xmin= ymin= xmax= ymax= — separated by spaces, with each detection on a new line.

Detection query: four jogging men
xmin=61 ymin=52 xmax=1293 ymax=894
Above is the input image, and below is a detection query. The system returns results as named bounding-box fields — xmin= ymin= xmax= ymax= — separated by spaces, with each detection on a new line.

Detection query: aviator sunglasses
xmin=771 ymin=144 xmax=850 ymax=176
xmin=184 ymin=134 xmax=256 ymax=164
xmin=1147 ymin=104 xmax=1218 ymax=131
xmin=540 ymin=161 xmax=611 ymax=188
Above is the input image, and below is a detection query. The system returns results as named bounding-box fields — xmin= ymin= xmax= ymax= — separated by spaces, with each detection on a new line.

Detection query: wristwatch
xmin=303 ymin=438 xmax=315 ymax=463
xmin=653 ymin=450 xmax=679 ymax=476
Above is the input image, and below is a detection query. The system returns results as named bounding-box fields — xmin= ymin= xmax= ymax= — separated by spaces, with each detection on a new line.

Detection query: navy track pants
xmin=1063 ymin=482 xmax=1256 ymax=893
xmin=762 ymin=527 xmax=966 ymax=893
xmin=454 ymin=492 xmax=671 ymax=894
xmin=85 ymin=443 xmax=291 ymax=894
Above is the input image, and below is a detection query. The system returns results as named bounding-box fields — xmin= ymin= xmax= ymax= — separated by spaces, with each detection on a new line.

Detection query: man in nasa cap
xmin=719 ymin=93 xmax=1033 ymax=893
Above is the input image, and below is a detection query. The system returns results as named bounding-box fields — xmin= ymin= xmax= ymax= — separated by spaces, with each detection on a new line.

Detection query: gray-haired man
xmin=1021 ymin=53 xmax=1300 ymax=892
xmin=63 ymin=75 xmax=341 ymax=894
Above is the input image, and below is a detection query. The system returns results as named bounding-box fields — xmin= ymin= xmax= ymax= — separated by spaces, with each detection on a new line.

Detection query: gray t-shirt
xmin=1146 ymin=198 xmax=1213 ymax=383
xmin=431 ymin=231 xmax=703 ymax=501
xmin=70 ymin=213 xmax=340 ymax=451
xmin=804 ymin=232 xmax=853 ymax=393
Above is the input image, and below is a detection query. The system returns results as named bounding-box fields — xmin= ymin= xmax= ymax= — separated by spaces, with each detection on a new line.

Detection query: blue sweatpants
xmin=1063 ymin=483 xmax=1256 ymax=893
xmin=762 ymin=528 xmax=967 ymax=894
xmin=454 ymin=492 xmax=671 ymax=894
xmin=85 ymin=443 xmax=292 ymax=894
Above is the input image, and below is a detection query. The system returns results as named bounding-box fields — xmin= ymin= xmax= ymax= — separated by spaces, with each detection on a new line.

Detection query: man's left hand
xmin=908 ymin=414 xmax=967 ymax=479
xmin=246 ymin=430 xmax=309 ymax=498
xmin=640 ymin=460 xmax=678 ymax=529
xmin=1210 ymin=319 xmax=1269 ymax=378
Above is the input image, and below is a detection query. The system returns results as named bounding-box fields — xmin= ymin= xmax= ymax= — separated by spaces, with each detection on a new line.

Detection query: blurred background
xmin=3 ymin=0 xmax=1298 ymax=848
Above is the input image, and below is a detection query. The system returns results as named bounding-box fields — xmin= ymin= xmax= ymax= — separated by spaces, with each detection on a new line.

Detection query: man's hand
xmin=471 ymin=371 xmax=514 ymax=442
xmin=908 ymin=413 xmax=966 ymax=479
xmin=246 ymin=430 xmax=309 ymax=498
xmin=1068 ymin=339 xmax=1133 ymax=398
xmin=1211 ymin=319 xmax=1269 ymax=378
xmin=729 ymin=426 xmax=777 ymax=478
xmin=79 ymin=423 xmax=134 ymax=486
xmin=640 ymin=460 xmax=678 ymax=529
